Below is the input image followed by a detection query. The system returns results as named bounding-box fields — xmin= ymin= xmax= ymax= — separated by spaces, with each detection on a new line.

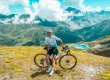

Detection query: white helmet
xmin=46 ymin=29 xmax=52 ymax=33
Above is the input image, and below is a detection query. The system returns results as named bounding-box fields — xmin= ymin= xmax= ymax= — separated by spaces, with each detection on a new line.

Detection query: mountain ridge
xmin=0 ymin=19 xmax=110 ymax=46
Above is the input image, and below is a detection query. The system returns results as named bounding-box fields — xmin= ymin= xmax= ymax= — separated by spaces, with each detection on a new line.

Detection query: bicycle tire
xmin=34 ymin=54 xmax=47 ymax=68
xmin=59 ymin=54 xmax=77 ymax=70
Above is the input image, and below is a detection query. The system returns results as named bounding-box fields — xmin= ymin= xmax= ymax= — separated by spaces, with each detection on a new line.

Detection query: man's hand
xmin=59 ymin=39 xmax=63 ymax=47
xmin=45 ymin=45 xmax=51 ymax=50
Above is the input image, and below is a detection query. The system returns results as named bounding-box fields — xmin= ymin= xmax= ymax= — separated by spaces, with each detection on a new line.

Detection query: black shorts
xmin=47 ymin=47 xmax=58 ymax=56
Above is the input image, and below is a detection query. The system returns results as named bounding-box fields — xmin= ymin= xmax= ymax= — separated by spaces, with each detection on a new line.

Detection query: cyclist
xmin=45 ymin=29 xmax=63 ymax=76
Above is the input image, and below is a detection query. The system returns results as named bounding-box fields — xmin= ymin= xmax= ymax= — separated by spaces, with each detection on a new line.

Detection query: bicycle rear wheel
xmin=59 ymin=54 xmax=77 ymax=70
xmin=34 ymin=54 xmax=47 ymax=68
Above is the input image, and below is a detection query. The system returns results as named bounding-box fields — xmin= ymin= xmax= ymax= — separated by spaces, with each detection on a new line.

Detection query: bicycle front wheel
xmin=59 ymin=54 xmax=77 ymax=70
xmin=34 ymin=54 xmax=47 ymax=68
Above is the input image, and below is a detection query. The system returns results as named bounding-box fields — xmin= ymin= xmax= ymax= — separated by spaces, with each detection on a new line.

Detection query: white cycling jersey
xmin=45 ymin=35 xmax=60 ymax=47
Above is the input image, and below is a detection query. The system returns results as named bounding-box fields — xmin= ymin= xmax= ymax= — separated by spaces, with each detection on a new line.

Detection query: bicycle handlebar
xmin=43 ymin=45 xmax=70 ymax=52
xmin=62 ymin=45 xmax=70 ymax=52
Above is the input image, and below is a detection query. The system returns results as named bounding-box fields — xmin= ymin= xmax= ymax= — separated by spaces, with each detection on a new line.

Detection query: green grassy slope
xmin=0 ymin=24 xmax=81 ymax=46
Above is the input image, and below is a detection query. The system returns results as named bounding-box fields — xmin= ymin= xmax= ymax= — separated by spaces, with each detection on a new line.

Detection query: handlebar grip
xmin=43 ymin=47 xmax=47 ymax=50
xmin=62 ymin=45 xmax=69 ymax=50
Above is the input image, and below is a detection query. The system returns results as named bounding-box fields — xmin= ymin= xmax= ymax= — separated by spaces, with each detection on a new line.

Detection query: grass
xmin=100 ymin=71 xmax=110 ymax=80
xmin=15 ymin=54 xmax=27 ymax=59
xmin=0 ymin=69 xmax=5 ymax=74
xmin=5 ymin=59 xmax=11 ymax=63
xmin=0 ymin=46 xmax=110 ymax=80
xmin=13 ymin=68 xmax=23 ymax=72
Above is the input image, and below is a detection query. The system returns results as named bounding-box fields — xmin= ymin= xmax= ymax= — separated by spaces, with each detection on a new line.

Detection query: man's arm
xmin=54 ymin=36 xmax=63 ymax=47
xmin=59 ymin=39 xmax=63 ymax=47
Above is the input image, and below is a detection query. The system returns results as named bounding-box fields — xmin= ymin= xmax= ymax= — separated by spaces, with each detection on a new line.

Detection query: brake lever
xmin=62 ymin=45 xmax=68 ymax=51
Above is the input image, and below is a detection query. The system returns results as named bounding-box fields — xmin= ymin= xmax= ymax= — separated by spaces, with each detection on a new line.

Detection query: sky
xmin=0 ymin=0 xmax=110 ymax=14
xmin=0 ymin=0 xmax=110 ymax=21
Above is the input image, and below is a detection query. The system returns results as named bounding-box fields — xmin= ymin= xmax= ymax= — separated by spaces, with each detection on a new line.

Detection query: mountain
xmin=73 ymin=19 xmax=110 ymax=42
xmin=0 ymin=7 xmax=110 ymax=46
xmin=0 ymin=14 xmax=15 ymax=20
xmin=65 ymin=7 xmax=110 ymax=28
xmin=0 ymin=19 xmax=110 ymax=46
xmin=1 ymin=7 xmax=110 ymax=29
xmin=65 ymin=7 xmax=92 ymax=28
xmin=86 ymin=36 xmax=110 ymax=57
xmin=0 ymin=23 xmax=80 ymax=46
xmin=65 ymin=7 xmax=81 ymax=14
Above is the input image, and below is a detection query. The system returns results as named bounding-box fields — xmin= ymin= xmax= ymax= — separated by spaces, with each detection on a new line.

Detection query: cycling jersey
xmin=45 ymin=35 xmax=60 ymax=47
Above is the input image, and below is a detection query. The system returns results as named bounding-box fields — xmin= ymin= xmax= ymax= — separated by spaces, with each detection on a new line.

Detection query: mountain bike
xmin=34 ymin=45 xmax=77 ymax=70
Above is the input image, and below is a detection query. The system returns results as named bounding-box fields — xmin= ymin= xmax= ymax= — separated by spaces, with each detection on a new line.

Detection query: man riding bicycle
xmin=45 ymin=29 xmax=63 ymax=76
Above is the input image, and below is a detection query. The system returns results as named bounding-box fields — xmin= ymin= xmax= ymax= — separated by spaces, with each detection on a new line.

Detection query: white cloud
xmin=80 ymin=1 xmax=101 ymax=12
xmin=65 ymin=20 xmax=80 ymax=30
xmin=63 ymin=0 xmax=101 ymax=12
xmin=24 ymin=7 xmax=33 ymax=14
xmin=63 ymin=0 xmax=81 ymax=7
xmin=81 ymin=6 xmax=101 ymax=12
xmin=0 ymin=4 xmax=10 ymax=14
xmin=0 ymin=0 xmax=29 ymax=14
xmin=32 ymin=0 xmax=70 ymax=21
xmin=24 ymin=7 xmax=36 ymax=23
xmin=12 ymin=14 xmax=21 ymax=24
xmin=22 ymin=0 xmax=74 ymax=22
xmin=105 ymin=7 xmax=110 ymax=11
xmin=0 ymin=0 xmax=29 ymax=6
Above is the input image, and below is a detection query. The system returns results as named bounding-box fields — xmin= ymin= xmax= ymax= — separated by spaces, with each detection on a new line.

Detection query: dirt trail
xmin=77 ymin=65 xmax=104 ymax=80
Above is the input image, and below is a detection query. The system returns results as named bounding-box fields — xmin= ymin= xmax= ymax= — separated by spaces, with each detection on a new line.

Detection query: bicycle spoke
xmin=59 ymin=54 xmax=77 ymax=69
xmin=34 ymin=54 xmax=47 ymax=68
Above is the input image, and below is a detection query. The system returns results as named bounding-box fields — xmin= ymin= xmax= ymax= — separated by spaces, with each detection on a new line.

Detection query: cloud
xmin=10 ymin=0 xmax=73 ymax=23
xmin=0 ymin=4 xmax=10 ymax=14
xmin=63 ymin=0 xmax=81 ymax=7
xmin=0 ymin=0 xmax=29 ymax=6
xmin=32 ymin=0 xmax=70 ymax=21
xmin=105 ymin=7 xmax=110 ymax=11
xmin=63 ymin=0 xmax=101 ymax=12
xmin=12 ymin=7 xmax=40 ymax=24
xmin=24 ymin=7 xmax=37 ymax=23
xmin=0 ymin=0 xmax=29 ymax=14
xmin=65 ymin=20 xmax=80 ymax=30
xmin=24 ymin=7 xmax=33 ymax=14
xmin=80 ymin=5 xmax=102 ymax=12
xmin=12 ymin=14 xmax=22 ymax=24
xmin=79 ymin=1 xmax=101 ymax=12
